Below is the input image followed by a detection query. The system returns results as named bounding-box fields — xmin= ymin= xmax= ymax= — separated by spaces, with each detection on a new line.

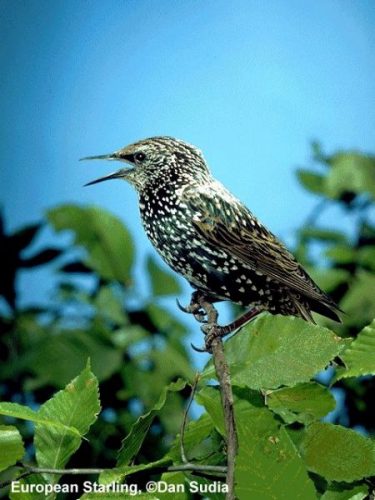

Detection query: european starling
xmin=82 ymin=137 xmax=340 ymax=332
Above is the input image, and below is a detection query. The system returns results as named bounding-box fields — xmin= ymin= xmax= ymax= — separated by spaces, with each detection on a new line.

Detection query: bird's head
xmin=81 ymin=136 xmax=210 ymax=191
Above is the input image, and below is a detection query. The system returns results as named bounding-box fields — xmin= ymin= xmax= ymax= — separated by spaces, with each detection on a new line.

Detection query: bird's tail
xmin=292 ymin=295 xmax=342 ymax=323
xmin=310 ymin=297 xmax=342 ymax=323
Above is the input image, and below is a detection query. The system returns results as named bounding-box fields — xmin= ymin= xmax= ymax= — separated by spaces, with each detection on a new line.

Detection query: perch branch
xmin=197 ymin=297 xmax=237 ymax=500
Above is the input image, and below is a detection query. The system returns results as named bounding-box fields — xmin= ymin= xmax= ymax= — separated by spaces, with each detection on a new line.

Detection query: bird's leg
xmin=177 ymin=291 xmax=218 ymax=351
xmin=190 ymin=297 xmax=219 ymax=353
xmin=177 ymin=292 xmax=263 ymax=352
xmin=205 ymin=307 xmax=263 ymax=337
xmin=200 ymin=307 xmax=263 ymax=352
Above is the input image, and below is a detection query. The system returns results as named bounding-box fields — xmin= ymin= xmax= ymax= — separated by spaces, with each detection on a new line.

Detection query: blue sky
xmin=1 ymin=0 xmax=375 ymax=346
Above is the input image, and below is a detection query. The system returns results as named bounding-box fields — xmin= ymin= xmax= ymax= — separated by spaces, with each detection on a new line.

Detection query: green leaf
xmin=157 ymin=472 xmax=189 ymax=499
xmin=297 ymin=169 xmax=326 ymax=195
xmin=9 ymin=474 xmax=49 ymax=500
xmin=266 ymin=382 xmax=335 ymax=424
xmin=81 ymin=490 xmax=158 ymax=500
xmin=81 ymin=496 xmax=152 ymax=500
xmin=100 ymin=457 xmax=171 ymax=485
xmin=237 ymin=423 xmax=316 ymax=499
xmin=0 ymin=425 xmax=25 ymax=472
xmin=340 ymin=271 xmax=375 ymax=326
xmin=81 ymin=496 xmax=158 ymax=500
xmin=47 ymin=204 xmax=134 ymax=283
xmin=336 ymin=319 xmax=375 ymax=380
xmin=168 ymin=414 xmax=215 ymax=462
xmin=321 ymin=484 xmax=369 ymax=500
xmin=306 ymin=267 xmax=350 ymax=293
xmin=0 ymin=402 xmax=81 ymax=437
xmin=34 ymin=362 xmax=100 ymax=480
xmin=301 ymin=422 xmax=375 ymax=481
xmin=325 ymin=245 xmax=356 ymax=264
xmin=146 ymin=303 xmax=188 ymax=337
xmin=111 ymin=325 xmax=149 ymax=349
xmin=146 ymin=256 xmax=182 ymax=296
xmin=325 ymin=152 xmax=375 ymax=199
xmin=298 ymin=227 xmax=348 ymax=243
xmin=149 ymin=345 xmax=194 ymax=386
xmin=202 ymin=315 xmax=347 ymax=390
xmin=117 ymin=379 xmax=186 ymax=466
xmin=29 ymin=330 xmax=122 ymax=386
xmin=196 ymin=385 xmax=262 ymax=435
xmin=357 ymin=246 xmax=375 ymax=271
xmin=197 ymin=386 xmax=316 ymax=499
xmin=95 ymin=286 xmax=128 ymax=325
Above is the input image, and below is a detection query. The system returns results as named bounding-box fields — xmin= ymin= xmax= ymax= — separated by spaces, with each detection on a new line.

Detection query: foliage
xmin=0 ymin=204 xmax=193 ymax=498
xmin=202 ymin=315 xmax=348 ymax=389
xmin=1 ymin=144 xmax=375 ymax=498
xmin=295 ymin=143 xmax=375 ymax=436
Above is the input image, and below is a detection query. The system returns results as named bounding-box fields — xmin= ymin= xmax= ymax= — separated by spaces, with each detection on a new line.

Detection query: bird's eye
xmin=135 ymin=152 xmax=146 ymax=163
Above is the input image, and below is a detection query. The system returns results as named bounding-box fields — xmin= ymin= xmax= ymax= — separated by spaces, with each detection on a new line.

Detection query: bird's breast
xmin=139 ymin=189 xmax=192 ymax=251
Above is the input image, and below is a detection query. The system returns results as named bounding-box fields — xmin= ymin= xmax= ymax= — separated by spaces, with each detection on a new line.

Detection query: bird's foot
xmin=191 ymin=307 xmax=264 ymax=353
xmin=176 ymin=292 xmax=208 ymax=323
xmin=178 ymin=292 xmax=262 ymax=353
xmin=191 ymin=323 xmax=226 ymax=353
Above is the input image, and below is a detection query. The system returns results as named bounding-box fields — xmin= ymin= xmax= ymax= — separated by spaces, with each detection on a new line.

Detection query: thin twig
xmin=0 ymin=463 xmax=227 ymax=489
xmin=168 ymin=463 xmax=226 ymax=475
xmin=198 ymin=298 xmax=238 ymax=500
xmin=180 ymin=373 xmax=200 ymax=464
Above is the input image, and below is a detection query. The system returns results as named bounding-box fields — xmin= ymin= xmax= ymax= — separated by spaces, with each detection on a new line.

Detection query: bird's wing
xmin=183 ymin=184 xmax=328 ymax=303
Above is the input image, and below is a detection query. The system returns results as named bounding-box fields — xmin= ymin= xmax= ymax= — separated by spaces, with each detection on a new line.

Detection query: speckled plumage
xmin=84 ymin=136 xmax=340 ymax=323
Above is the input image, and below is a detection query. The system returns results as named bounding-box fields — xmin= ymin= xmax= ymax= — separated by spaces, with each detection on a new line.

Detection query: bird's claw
xmin=176 ymin=298 xmax=190 ymax=313
xmin=190 ymin=342 xmax=209 ymax=353
xmin=176 ymin=298 xmax=207 ymax=322
xmin=197 ymin=323 xmax=219 ymax=352
xmin=178 ymin=294 xmax=222 ymax=353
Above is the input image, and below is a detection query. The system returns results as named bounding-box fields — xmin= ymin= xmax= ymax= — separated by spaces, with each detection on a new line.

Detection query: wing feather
xmin=184 ymin=184 xmax=334 ymax=305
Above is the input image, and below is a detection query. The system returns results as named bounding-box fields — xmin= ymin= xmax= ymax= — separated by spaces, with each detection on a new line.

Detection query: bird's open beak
xmin=83 ymin=170 xmax=128 ymax=187
xmin=80 ymin=151 xmax=133 ymax=186
xmin=80 ymin=153 xmax=119 ymax=161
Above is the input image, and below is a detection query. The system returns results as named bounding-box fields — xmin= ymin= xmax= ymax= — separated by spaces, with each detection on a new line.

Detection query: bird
xmin=82 ymin=136 xmax=341 ymax=340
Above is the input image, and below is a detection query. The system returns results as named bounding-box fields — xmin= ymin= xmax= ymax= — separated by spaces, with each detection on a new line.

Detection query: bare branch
xmin=197 ymin=298 xmax=238 ymax=500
